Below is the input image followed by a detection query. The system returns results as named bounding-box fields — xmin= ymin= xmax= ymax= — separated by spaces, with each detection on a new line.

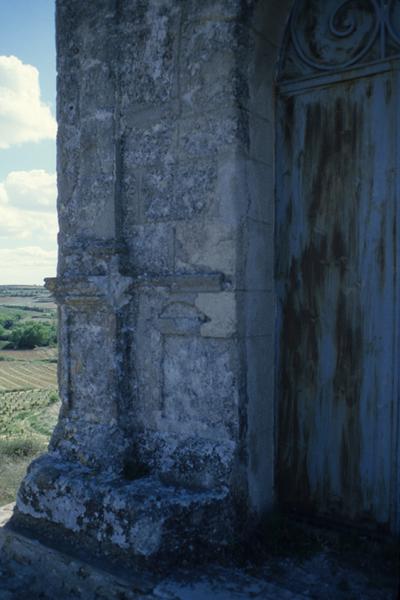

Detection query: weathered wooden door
xmin=276 ymin=1 xmax=400 ymax=532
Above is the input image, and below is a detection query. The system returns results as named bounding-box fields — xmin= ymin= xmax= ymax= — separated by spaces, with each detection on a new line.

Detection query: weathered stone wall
xmin=12 ymin=0 xmax=292 ymax=563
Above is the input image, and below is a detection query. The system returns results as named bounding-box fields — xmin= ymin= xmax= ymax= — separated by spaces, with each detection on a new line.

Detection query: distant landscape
xmin=0 ymin=286 xmax=59 ymax=505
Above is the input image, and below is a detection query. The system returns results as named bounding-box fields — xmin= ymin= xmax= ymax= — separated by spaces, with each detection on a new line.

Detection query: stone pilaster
xmin=11 ymin=0 xmax=279 ymax=564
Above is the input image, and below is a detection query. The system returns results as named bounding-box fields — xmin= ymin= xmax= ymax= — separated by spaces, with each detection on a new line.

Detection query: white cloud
xmin=0 ymin=246 xmax=56 ymax=267
xmin=0 ymin=203 xmax=57 ymax=240
xmin=4 ymin=169 xmax=57 ymax=211
xmin=0 ymin=55 xmax=57 ymax=149
xmin=0 ymin=184 xmax=7 ymax=205
xmin=0 ymin=169 xmax=57 ymax=240
xmin=0 ymin=169 xmax=58 ymax=284
xmin=0 ymin=247 xmax=57 ymax=285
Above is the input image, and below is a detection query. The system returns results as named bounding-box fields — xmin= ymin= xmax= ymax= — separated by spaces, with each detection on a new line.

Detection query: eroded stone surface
xmin=15 ymin=454 xmax=232 ymax=564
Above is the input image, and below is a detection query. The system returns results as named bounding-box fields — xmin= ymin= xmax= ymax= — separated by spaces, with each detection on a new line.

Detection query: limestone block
xmin=130 ymin=287 xmax=241 ymax=490
xmin=157 ymin=301 xmax=208 ymax=336
xmin=15 ymin=455 xmax=233 ymax=565
xmin=134 ymin=431 xmax=236 ymax=491
xmin=178 ymin=109 xmax=249 ymax=160
xmin=56 ymin=2 xmax=118 ymax=240
xmin=215 ymin=154 xmax=274 ymax=226
xmin=141 ymin=164 xmax=177 ymax=221
xmin=58 ymin=241 xmax=126 ymax=278
xmin=127 ymin=224 xmax=174 ymax=274
xmin=184 ymin=0 xmax=248 ymax=21
xmin=175 ymin=221 xmax=236 ymax=277
xmin=162 ymin=336 xmax=239 ymax=439
xmin=78 ymin=22 xmax=118 ymax=67
xmin=57 ymin=70 xmax=80 ymax=127
xmin=58 ymin=117 xmax=116 ymax=239
xmin=120 ymin=168 xmax=139 ymax=232
xmin=52 ymin=419 xmax=130 ymax=472
xmin=119 ymin=0 xmax=179 ymax=31
xmin=67 ymin=309 xmax=119 ymax=422
xmin=130 ymin=289 xmax=165 ymax=427
xmin=79 ymin=63 xmax=116 ymax=118
xmin=74 ymin=175 xmax=116 ymax=238
xmin=57 ymin=0 xmax=116 ymax=36
xmin=181 ymin=2 xmax=281 ymax=122
xmin=57 ymin=304 xmax=70 ymax=406
xmin=141 ymin=159 xmax=217 ymax=222
xmin=119 ymin=1 xmax=180 ymax=109
xmin=195 ymin=292 xmax=236 ymax=338
xmin=80 ymin=117 xmax=115 ymax=179
xmin=57 ymin=1 xmax=118 ymax=119
xmin=180 ymin=20 xmax=249 ymax=113
xmin=122 ymin=112 xmax=177 ymax=166
xmin=214 ymin=153 xmax=248 ymax=225
xmin=57 ymin=132 xmax=80 ymax=236
xmin=49 ymin=302 xmax=132 ymax=470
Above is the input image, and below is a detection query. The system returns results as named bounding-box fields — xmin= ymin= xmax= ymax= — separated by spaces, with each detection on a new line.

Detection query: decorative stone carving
xmin=280 ymin=0 xmax=400 ymax=80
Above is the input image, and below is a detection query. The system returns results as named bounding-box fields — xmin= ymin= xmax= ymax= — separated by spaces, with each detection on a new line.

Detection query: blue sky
xmin=0 ymin=0 xmax=57 ymax=284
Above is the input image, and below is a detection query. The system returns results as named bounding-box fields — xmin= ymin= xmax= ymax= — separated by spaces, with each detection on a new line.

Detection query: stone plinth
xmin=14 ymin=454 xmax=232 ymax=564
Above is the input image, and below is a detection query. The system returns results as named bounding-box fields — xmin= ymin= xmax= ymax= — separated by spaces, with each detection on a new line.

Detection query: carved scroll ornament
xmin=280 ymin=0 xmax=400 ymax=80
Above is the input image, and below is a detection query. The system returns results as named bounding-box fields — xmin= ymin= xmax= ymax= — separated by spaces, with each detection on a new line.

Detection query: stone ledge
xmin=13 ymin=454 xmax=233 ymax=567
xmin=0 ymin=523 xmax=156 ymax=599
xmin=0 ymin=522 xmax=305 ymax=599
xmin=0 ymin=506 xmax=395 ymax=600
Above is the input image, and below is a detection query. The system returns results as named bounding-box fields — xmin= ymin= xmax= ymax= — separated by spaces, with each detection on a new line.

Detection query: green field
xmin=0 ymin=286 xmax=59 ymax=506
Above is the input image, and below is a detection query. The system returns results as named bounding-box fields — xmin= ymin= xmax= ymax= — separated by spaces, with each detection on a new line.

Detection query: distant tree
xmin=2 ymin=319 xmax=15 ymax=329
xmin=0 ymin=313 xmax=22 ymax=330
xmin=10 ymin=321 xmax=57 ymax=350
xmin=0 ymin=325 xmax=9 ymax=340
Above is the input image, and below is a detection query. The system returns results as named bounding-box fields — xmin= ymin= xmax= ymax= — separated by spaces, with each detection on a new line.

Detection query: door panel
xmin=276 ymin=71 xmax=399 ymax=529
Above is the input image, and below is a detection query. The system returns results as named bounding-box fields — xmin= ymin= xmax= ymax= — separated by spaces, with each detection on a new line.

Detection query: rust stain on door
xmin=276 ymin=71 xmax=399 ymax=530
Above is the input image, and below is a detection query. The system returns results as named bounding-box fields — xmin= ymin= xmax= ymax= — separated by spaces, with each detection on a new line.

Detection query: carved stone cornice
xmin=130 ymin=273 xmax=226 ymax=293
xmin=45 ymin=274 xmax=133 ymax=310
xmin=45 ymin=271 xmax=227 ymax=310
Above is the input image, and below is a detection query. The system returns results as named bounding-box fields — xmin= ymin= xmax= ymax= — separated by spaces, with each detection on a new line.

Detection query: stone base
xmin=13 ymin=454 xmax=233 ymax=567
